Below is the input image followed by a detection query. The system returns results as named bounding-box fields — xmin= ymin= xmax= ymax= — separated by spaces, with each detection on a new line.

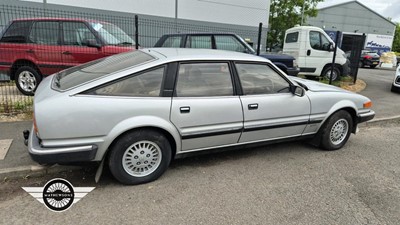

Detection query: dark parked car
xmin=0 ymin=18 xmax=135 ymax=95
xmin=154 ymin=33 xmax=299 ymax=76
xmin=359 ymin=50 xmax=380 ymax=68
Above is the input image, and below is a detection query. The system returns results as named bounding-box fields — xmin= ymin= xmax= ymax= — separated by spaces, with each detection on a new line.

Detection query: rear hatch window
xmin=52 ymin=50 xmax=155 ymax=91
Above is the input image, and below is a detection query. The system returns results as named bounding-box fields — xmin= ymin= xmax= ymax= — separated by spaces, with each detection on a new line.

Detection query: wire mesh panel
xmin=0 ymin=3 xmax=265 ymax=115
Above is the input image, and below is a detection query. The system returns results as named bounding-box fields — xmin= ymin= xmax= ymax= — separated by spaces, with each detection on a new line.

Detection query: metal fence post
xmin=329 ymin=31 xmax=340 ymax=85
xmin=135 ymin=15 xmax=139 ymax=49
xmin=257 ymin=23 xmax=262 ymax=56
xmin=353 ymin=33 xmax=366 ymax=84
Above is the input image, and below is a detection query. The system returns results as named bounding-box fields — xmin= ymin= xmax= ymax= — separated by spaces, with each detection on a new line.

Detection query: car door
xmin=235 ymin=62 xmax=311 ymax=143
xmin=170 ymin=62 xmax=243 ymax=151
xmin=61 ymin=21 xmax=104 ymax=68
xmin=28 ymin=21 xmax=63 ymax=75
xmin=305 ymin=31 xmax=332 ymax=74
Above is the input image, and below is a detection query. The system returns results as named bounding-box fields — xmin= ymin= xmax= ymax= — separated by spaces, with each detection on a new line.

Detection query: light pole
xmin=43 ymin=0 xmax=47 ymax=16
xmin=301 ymin=0 xmax=305 ymax=25
xmin=175 ymin=0 xmax=178 ymax=32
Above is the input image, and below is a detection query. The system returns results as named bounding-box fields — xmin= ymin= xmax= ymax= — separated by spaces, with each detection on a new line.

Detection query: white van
xmin=283 ymin=26 xmax=350 ymax=81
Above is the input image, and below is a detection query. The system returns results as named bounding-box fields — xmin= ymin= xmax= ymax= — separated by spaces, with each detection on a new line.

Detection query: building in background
xmin=307 ymin=0 xmax=396 ymax=55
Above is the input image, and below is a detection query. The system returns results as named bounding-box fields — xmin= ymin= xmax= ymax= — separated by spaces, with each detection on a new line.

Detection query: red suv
xmin=0 ymin=18 xmax=135 ymax=95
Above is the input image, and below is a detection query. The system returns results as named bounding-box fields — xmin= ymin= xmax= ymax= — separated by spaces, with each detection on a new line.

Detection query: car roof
xmin=144 ymin=48 xmax=269 ymax=63
xmin=13 ymin=17 xmax=106 ymax=23
xmin=161 ymin=32 xmax=237 ymax=36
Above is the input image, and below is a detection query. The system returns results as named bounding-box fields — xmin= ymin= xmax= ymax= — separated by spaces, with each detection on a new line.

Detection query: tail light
xmin=33 ymin=112 xmax=39 ymax=136
xmin=364 ymin=55 xmax=372 ymax=60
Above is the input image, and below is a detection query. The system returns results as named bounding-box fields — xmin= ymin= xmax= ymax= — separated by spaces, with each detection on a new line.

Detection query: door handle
xmin=307 ymin=49 xmax=311 ymax=56
xmin=62 ymin=51 xmax=71 ymax=55
xmin=26 ymin=49 xmax=34 ymax=53
xmin=248 ymin=103 xmax=258 ymax=110
xmin=180 ymin=106 xmax=190 ymax=113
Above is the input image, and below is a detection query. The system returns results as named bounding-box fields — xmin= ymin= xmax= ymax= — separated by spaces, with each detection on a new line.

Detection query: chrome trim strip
xmin=178 ymin=134 xmax=302 ymax=153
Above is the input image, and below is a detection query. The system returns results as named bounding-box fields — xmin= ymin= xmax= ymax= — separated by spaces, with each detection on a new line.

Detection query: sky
xmin=319 ymin=0 xmax=400 ymax=23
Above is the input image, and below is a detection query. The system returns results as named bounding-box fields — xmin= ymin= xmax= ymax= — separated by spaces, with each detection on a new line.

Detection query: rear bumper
xmin=357 ymin=110 xmax=375 ymax=123
xmin=25 ymin=128 xmax=98 ymax=164
xmin=364 ymin=59 xmax=380 ymax=66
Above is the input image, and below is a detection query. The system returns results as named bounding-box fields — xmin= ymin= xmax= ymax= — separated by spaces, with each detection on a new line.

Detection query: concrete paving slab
xmin=0 ymin=139 xmax=13 ymax=160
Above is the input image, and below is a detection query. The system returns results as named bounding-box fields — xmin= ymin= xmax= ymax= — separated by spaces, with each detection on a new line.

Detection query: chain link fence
xmin=0 ymin=4 xmax=265 ymax=115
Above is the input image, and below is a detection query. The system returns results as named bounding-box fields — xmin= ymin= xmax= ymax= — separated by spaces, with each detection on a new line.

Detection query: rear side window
xmin=92 ymin=67 xmax=165 ymax=97
xmin=29 ymin=21 xmax=59 ymax=45
xmin=0 ymin=21 xmax=32 ymax=43
xmin=53 ymin=50 xmax=155 ymax=91
xmin=285 ymin=32 xmax=298 ymax=43
xmin=161 ymin=36 xmax=182 ymax=47
xmin=186 ymin=35 xmax=212 ymax=49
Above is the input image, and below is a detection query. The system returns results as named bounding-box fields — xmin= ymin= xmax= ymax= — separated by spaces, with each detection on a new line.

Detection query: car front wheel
xmin=15 ymin=66 xmax=42 ymax=96
xmin=322 ymin=66 xmax=340 ymax=81
xmin=319 ymin=110 xmax=353 ymax=150
xmin=108 ymin=129 xmax=172 ymax=185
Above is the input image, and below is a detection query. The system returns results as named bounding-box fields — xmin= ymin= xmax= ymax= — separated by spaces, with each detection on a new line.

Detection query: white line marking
xmin=0 ymin=139 xmax=13 ymax=160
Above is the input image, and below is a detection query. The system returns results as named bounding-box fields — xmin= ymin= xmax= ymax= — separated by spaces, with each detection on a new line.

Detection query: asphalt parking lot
xmin=358 ymin=67 xmax=399 ymax=119
xmin=1 ymin=122 xmax=400 ymax=224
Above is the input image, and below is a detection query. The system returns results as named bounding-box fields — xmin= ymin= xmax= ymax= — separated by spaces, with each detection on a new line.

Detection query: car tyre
xmin=322 ymin=66 xmax=340 ymax=81
xmin=370 ymin=65 xmax=377 ymax=69
xmin=358 ymin=61 xmax=364 ymax=68
xmin=391 ymin=84 xmax=399 ymax=93
xmin=15 ymin=66 xmax=42 ymax=96
xmin=319 ymin=110 xmax=353 ymax=151
xmin=108 ymin=129 xmax=172 ymax=185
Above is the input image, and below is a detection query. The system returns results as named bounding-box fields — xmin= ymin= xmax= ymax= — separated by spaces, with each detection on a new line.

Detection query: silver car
xmin=392 ymin=64 xmax=400 ymax=93
xmin=25 ymin=48 xmax=375 ymax=184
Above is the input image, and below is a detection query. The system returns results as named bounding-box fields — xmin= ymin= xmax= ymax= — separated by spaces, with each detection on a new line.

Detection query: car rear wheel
xmin=322 ymin=66 xmax=340 ymax=81
xmin=370 ymin=65 xmax=377 ymax=69
xmin=392 ymin=84 xmax=399 ymax=93
xmin=15 ymin=66 xmax=42 ymax=96
xmin=319 ymin=110 xmax=353 ymax=150
xmin=108 ymin=129 xmax=172 ymax=185
xmin=358 ymin=61 xmax=364 ymax=68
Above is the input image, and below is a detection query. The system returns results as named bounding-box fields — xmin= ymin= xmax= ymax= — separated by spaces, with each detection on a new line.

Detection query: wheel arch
xmin=318 ymin=101 xmax=358 ymax=134
xmin=102 ymin=117 xmax=181 ymax=162
xmin=107 ymin=126 xmax=177 ymax=160
xmin=321 ymin=63 xmax=343 ymax=77
xmin=10 ymin=59 xmax=42 ymax=80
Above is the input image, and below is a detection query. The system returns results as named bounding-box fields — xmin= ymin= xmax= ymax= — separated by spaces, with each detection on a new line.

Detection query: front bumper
xmin=343 ymin=59 xmax=351 ymax=76
xmin=25 ymin=128 xmax=98 ymax=164
xmin=357 ymin=110 xmax=375 ymax=123
xmin=286 ymin=67 xmax=300 ymax=76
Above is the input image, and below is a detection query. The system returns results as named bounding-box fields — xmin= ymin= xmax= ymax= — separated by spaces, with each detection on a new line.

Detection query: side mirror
xmin=327 ymin=43 xmax=334 ymax=52
xmin=291 ymin=85 xmax=305 ymax=97
xmin=85 ymin=39 xmax=101 ymax=48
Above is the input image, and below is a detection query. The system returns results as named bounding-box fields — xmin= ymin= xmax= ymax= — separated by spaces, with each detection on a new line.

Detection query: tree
xmin=267 ymin=0 xmax=323 ymax=51
xmin=392 ymin=23 xmax=400 ymax=53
